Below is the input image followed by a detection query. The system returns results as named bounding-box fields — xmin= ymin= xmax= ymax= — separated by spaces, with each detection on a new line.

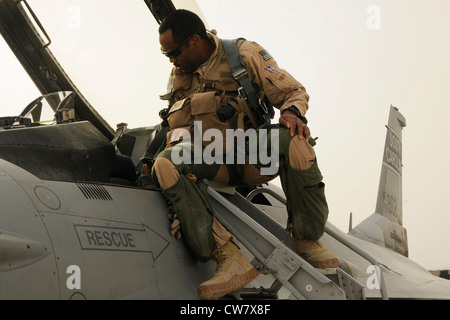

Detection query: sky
xmin=0 ymin=0 xmax=449 ymax=271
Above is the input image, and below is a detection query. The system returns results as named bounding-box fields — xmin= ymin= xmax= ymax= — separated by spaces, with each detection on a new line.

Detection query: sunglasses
xmin=161 ymin=31 xmax=198 ymax=58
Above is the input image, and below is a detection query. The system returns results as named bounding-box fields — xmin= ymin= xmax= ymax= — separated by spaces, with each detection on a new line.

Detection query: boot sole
xmin=198 ymin=267 xmax=259 ymax=300
xmin=309 ymin=258 xmax=340 ymax=269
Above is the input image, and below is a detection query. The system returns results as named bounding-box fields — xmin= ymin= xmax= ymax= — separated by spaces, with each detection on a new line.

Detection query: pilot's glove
xmin=142 ymin=163 xmax=152 ymax=175
xmin=168 ymin=213 xmax=182 ymax=240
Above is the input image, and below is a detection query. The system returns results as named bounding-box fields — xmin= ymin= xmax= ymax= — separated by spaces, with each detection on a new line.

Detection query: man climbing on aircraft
xmin=150 ymin=9 xmax=339 ymax=300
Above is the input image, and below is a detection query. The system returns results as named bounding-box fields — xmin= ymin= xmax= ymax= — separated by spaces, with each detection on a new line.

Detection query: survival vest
xmin=142 ymin=38 xmax=275 ymax=162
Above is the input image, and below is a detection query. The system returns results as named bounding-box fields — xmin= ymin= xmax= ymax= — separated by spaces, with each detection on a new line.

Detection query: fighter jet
xmin=0 ymin=0 xmax=449 ymax=300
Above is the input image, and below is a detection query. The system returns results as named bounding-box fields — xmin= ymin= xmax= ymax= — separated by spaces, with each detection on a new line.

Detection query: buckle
xmin=259 ymin=98 xmax=269 ymax=114
xmin=237 ymin=87 xmax=245 ymax=99
xmin=232 ymin=68 xmax=247 ymax=81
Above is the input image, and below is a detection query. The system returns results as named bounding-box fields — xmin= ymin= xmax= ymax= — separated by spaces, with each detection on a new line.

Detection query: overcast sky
xmin=0 ymin=0 xmax=449 ymax=270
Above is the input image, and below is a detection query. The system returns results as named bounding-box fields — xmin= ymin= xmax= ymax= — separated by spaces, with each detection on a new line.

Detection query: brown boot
xmin=292 ymin=238 xmax=339 ymax=268
xmin=198 ymin=241 xmax=259 ymax=300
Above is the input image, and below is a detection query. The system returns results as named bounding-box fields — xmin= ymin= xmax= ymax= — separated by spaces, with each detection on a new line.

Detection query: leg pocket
xmin=280 ymin=161 xmax=329 ymax=240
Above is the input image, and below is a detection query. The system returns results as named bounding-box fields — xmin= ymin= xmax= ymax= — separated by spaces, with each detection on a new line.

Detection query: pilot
xmin=150 ymin=9 xmax=339 ymax=300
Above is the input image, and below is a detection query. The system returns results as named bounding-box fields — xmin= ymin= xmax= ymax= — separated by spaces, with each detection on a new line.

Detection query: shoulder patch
xmin=259 ymin=49 xmax=273 ymax=61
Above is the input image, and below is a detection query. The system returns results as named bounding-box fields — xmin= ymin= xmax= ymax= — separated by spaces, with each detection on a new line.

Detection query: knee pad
xmin=153 ymin=157 xmax=180 ymax=190
xmin=289 ymin=138 xmax=317 ymax=171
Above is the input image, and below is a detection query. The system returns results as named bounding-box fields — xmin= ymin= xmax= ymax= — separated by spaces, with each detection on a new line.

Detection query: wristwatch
xmin=283 ymin=106 xmax=308 ymax=124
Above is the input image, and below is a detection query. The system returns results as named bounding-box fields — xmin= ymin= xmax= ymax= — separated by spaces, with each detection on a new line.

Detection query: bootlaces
xmin=213 ymin=249 xmax=227 ymax=273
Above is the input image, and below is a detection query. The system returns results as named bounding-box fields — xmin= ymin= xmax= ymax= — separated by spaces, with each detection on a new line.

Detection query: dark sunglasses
xmin=161 ymin=31 xmax=198 ymax=58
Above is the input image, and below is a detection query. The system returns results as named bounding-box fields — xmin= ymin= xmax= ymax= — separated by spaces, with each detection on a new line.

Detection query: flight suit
xmin=152 ymin=30 xmax=328 ymax=262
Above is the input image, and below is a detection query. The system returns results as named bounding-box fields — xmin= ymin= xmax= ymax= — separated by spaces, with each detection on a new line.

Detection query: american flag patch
xmin=259 ymin=49 xmax=273 ymax=61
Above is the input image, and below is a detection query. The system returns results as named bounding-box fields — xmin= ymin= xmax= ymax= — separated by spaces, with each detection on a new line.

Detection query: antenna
xmin=348 ymin=212 xmax=353 ymax=232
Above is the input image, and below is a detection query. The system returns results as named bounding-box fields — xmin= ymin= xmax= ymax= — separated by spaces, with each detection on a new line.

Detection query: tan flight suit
xmin=152 ymin=30 xmax=328 ymax=262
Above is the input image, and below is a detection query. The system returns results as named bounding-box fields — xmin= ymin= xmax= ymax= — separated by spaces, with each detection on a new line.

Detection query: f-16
xmin=0 ymin=0 xmax=449 ymax=300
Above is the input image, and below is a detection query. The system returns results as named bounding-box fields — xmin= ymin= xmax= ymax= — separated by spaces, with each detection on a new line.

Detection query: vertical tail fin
xmin=350 ymin=106 xmax=409 ymax=256
xmin=375 ymin=106 xmax=407 ymax=225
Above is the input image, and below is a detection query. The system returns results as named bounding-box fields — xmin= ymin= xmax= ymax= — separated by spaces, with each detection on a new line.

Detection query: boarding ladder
xmin=200 ymin=181 xmax=389 ymax=300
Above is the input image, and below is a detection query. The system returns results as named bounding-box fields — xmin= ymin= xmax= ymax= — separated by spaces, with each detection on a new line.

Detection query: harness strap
xmin=222 ymin=38 xmax=272 ymax=125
